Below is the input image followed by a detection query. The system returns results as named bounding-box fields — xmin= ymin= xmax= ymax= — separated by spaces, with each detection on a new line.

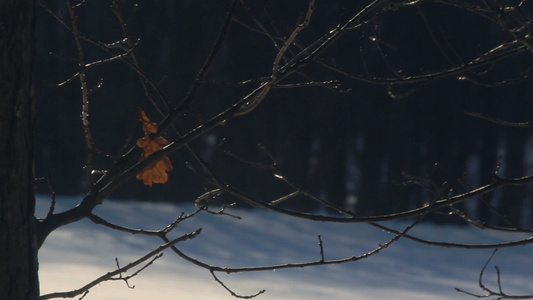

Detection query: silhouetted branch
xmin=110 ymin=0 xmax=172 ymax=113
xmin=456 ymin=250 xmax=533 ymax=299
xmin=39 ymin=230 xmax=201 ymax=300
xmin=319 ymin=41 xmax=527 ymax=85
xmin=211 ymin=271 xmax=265 ymax=299
xmin=88 ymin=208 xmax=202 ymax=236
xmin=272 ymin=0 xmax=315 ymax=73
xmin=370 ymin=222 xmax=533 ymax=249
xmin=161 ymin=214 xmax=423 ymax=298
xmin=113 ymin=255 xmax=160 ymax=289
xmin=317 ymin=235 xmax=325 ymax=262
xmin=465 ymin=111 xmax=533 ymax=127
xmin=65 ymin=0 xmax=95 ymax=188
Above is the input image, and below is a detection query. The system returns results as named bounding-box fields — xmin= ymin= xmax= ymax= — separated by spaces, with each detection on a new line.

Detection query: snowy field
xmin=37 ymin=195 xmax=533 ymax=300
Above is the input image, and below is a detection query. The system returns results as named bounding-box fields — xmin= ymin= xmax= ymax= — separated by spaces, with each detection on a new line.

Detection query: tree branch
xmin=39 ymin=229 xmax=201 ymax=300
xmin=456 ymin=250 xmax=533 ymax=299
xmin=465 ymin=111 xmax=533 ymax=127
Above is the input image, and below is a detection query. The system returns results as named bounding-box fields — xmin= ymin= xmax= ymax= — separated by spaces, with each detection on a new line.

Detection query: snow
xmin=36 ymin=195 xmax=533 ymax=299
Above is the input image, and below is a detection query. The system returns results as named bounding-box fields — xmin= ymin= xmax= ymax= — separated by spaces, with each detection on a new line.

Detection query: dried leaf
xmin=138 ymin=109 xmax=158 ymax=134
xmin=136 ymin=110 xmax=173 ymax=186
xmin=137 ymin=135 xmax=168 ymax=156
xmin=135 ymin=154 xmax=173 ymax=186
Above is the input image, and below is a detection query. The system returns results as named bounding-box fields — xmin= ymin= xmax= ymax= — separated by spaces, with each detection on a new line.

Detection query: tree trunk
xmin=0 ymin=0 xmax=39 ymax=299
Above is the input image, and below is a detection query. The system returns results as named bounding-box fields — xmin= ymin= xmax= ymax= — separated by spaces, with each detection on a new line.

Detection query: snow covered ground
xmin=36 ymin=195 xmax=533 ymax=299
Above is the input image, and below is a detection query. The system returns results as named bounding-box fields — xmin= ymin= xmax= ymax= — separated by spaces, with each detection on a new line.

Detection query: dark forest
xmin=34 ymin=0 xmax=532 ymax=227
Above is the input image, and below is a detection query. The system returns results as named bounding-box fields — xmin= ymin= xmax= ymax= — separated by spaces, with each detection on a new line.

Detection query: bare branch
xmin=87 ymin=205 xmax=204 ymax=237
xmin=110 ymin=0 xmax=172 ymax=113
xmin=465 ymin=111 xmax=533 ymax=127
xmin=272 ymin=0 xmax=315 ymax=73
xmin=39 ymin=229 xmax=202 ymax=300
xmin=211 ymin=271 xmax=265 ymax=299
xmin=161 ymin=210 xmax=423 ymax=283
xmin=318 ymin=41 xmax=528 ymax=85
xmin=112 ymin=255 xmax=162 ymax=288
xmin=65 ymin=0 xmax=95 ymax=188
xmin=217 ymin=172 xmax=533 ymax=223
xmin=456 ymin=250 xmax=533 ymax=299
xmin=370 ymin=221 xmax=533 ymax=249
xmin=317 ymin=235 xmax=325 ymax=262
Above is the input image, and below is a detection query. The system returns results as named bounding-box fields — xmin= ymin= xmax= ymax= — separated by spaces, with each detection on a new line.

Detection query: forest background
xmin=34 ymin=0 xmax=533 ymax=227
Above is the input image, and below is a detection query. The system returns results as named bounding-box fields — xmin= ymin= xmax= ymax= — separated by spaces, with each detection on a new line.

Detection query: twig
xmin=78 ymin=290 xmax=89 ymax=300
xmin=319 ymin=40 xmax=527 ymax=85
xmin=238 ymin=0 xmax=282 ymax=52
xmin=110 ymin=0 xmax=172 ymax=113
xmin=35 ymin=176 xmax=57 ymax=218
xmin=369 ymin=221 xmax=533 ymax=249
xmin=317 ymin=235 xmax=325 ymax=262
xmin=88 ymin=208 xmax=203 ymax=236
xmin=171 ymin=0 xmax=238 ymax=110
xmin=160 ymin=214 xmax=422 ymax=298
xmin=39 ymin=229 xmax=202 ymax=300
xmin=113 ymin=255 xmax=162 ymax=288
xmin=65 ymin=0 xmax=95 ymax=188
xmin=211 ymin=271 xmax=265 ymax=299
xmin=465 ymin=111 xmax=533 ymax=127
xmin=162 ymin=210 xmax=424 ymax=274
xmin=455 ymin=249 xmax=533 ymax=299
xmin=272 ymin=0 xmax=315 ymax=73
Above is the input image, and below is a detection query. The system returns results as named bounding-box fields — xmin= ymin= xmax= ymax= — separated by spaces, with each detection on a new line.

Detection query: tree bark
xmin=0 ymin=0 xmax=39 ymax=299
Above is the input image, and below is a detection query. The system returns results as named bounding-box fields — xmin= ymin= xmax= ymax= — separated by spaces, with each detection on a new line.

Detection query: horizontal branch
xmin=465 ymin=111 xmax=533 ymax=127
xmin=162 ymin=214 xmax=422 ymax=274
xmin=87 ymin=207 xmax=203 ymax=236
xmin=318 ymin=41 xmax=527 ymax=85
xmin=370 ymin=222 xmax=533 ymax=249
xmin=217 ymin=173 xmax=533 ymax=223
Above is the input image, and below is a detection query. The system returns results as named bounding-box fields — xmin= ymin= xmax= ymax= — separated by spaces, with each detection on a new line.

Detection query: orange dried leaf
xmin=137 ymin=135 xmax=168 ymax=156
xmin=138 ymin=109 xmax=158 ymax=134
xmin=136 ymin=110 xmax=173 ymax=186
xmin=136 ymin=156 xmax=173 ymax=186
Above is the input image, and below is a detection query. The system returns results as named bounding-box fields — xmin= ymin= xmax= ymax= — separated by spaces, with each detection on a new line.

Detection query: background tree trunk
xmin=0 ymin=0 xmax=39 ymax=299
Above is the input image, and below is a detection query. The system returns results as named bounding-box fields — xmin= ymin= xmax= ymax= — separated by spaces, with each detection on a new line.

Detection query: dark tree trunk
xmin=0 ymin=0 xmax=39 ymax=299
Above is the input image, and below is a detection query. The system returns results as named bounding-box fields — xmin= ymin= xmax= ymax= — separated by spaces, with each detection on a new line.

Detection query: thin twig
xmin=66 ymin=0 xmax=95 ymax=188
xmin=210 ymin=271 xmax=265 ymax=299
xmin=163 ymin=209 xmax=424 ymax=276
xmin=110 ymin=0 xmax=172 ymax=113
xmin=455 ymin=249 xmax=533 ymax=299
xmin=317 ymin=235 xmax=325 ymax=262
xmin=272 ymin=0 xmax=315 ymax=73
xmin=88 ymin=208 xmax=202 ymax=236
xmin=465 ymin=111 xmax=533 ymax=127
xmin=39 ymin=229 xmax=201 ymax=300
